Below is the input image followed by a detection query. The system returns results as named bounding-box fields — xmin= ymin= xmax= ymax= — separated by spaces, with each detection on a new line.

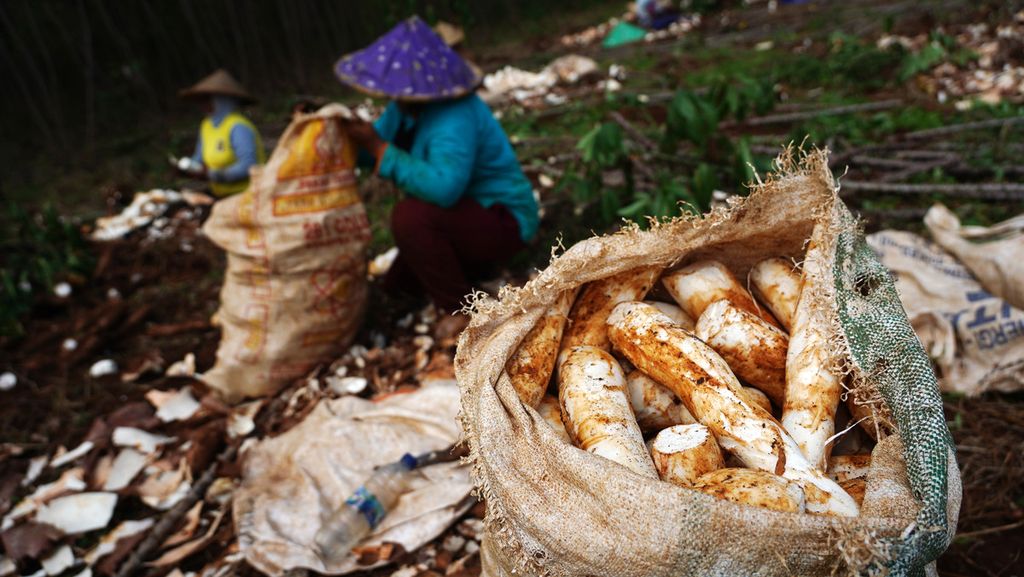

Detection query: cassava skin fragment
xmin=538 ymin=395 xmax=572 ymax=444
xmin=827 ymin=454 xmax=871 ymax=483
xmin=558 ymin=266 xmax=662 ymax=366
xmin=606 ymin=302 xmax=859 ymax=516
xmin=507 ymin=288 xmax=578 ymax=408
xmin=642 ymin=301 xmax=695 ymax=331
xmin=649 ymin=424 xmax=724 ymax=487
xmin=662 ymin=260 xmax=780 ymax=328
xmin=782 ymin=229 xmax=842 ymax=470
xmin=693 ymin=468 xmax=806 ymax=513
xmin=750 ymin=258 xmax=802 ymax=332
xmin=696 ymin=300 xmax=789 ymax=407
xmin=626 ymin=371 xmax=696 ymax=433
xmin=559 ymin=346 xmax=657 ymax=478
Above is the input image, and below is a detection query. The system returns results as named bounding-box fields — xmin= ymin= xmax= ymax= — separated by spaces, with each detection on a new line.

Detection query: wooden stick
xmin=610 ymin=111 xmax=658 ymax=151
xmin=954 ymin=518 xmax=1024 ymax=540
xmin=737 ymin=99 xmax=903 ymax=126
xmin=901 ymin=116 xmax=1024 ymax=140
xmin=879 ymin=156 xmax=959 ymax=183
xmin=114 ymin=444 xmax=238 ymax=577
xmin=839 ymin=180 xmax=1024 ymax=201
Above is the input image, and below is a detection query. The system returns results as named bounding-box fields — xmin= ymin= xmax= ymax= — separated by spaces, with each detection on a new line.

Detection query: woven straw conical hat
xmin=179 ymin=69 xmax=256 ymax=103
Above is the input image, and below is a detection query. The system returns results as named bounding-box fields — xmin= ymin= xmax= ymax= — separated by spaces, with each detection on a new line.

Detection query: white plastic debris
xmin=84 ymin=519 xmax=155 ymax=565
xmin=103 ymin=449 xmax=148 ymax=491
xmin=538 ymin=174 xmax=555 ymax=188
xmin=36 ymin=492 xmax=118 ymax=534
xmin=54 ymin=283 xmax=72 ymax=298
xmin=0 ymin=372 xmax=16 ymax=392
xmin=368 ymin=247 xmax=400 ymax=279
xmin=50 ymin=442 xmax=95 ymax=468
xmin=107 ymin=288 xmax=122 ymax=301
xmin=112 ymin=427 xmax=173 ymax=454
xmin=62 ymin=339 xmax=78 ymax=352
xmin=88 ymin=359 xmax=119 ymax=378
xmin=166 ymin=353 xmax=196 ymax=378
xmin=147 ymin=387 xmax=201 ymax=422
xmin=41 ymin=545 xmax=74 ymax=576
xmin=325 ymin=376 xmax=368 ymax=396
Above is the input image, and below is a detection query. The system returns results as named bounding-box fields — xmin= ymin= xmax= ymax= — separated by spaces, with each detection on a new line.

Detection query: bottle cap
xmin=399 ymin=453 xmax=418 ymax=470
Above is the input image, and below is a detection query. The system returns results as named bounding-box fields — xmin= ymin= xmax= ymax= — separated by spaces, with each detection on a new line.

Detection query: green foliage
xmin=0 ymin=204 xmax=93 ymax=337
xmin=899 ymin=31 xmax=976 ymax=81
xmin=794 ymin=106 xmax=945 ymax=146
xmin=577 ymin=123 xmax=625 ymax=168
xmin=664 ymin=90 xmax=720 ymax=152
xmin=708 ymin=74 xmax=775 ymax=122
xmin=562 ymin=75 xmax=776 ymax=232
xmin=823 ymin=32 xmax=906 ymax=90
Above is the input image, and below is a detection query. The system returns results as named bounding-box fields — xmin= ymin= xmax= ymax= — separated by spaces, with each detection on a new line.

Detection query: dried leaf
xmin=84 ymin=519 xmax=154 ymax=566
xmin=137 ymin=460 xmax=191 ymax=511
xmin=147 ymin=508 xmax=226 ymax=567
xmin=0 ymin=522 xmax=62 ymax=562
xmin=162 ymin=501 xmax=202 ymax=548
xmin=41 ymin=544 xmax=74 ymax=576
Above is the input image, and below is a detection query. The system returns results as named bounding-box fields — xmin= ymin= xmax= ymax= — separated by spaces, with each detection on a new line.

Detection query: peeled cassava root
xmin=662 ymin=260 xmax=780 ymax=329
xmin=627 ymin=371 xmax=696 ymax=433
xmin=559 ymin=346 xmax=657 ymax=478
xmin=696 ymin=300 xmax=789 ymax=407
xmin=782 ymin=228 xmax=843 ymax=470
xmin=559 ymin=266 xmax=662 ymax=361
xmin=506 ymin=288 xmax=577 ymax=408
xmin=643 ymin=301 xmax=695 ymax=331
xmin=649 ymin=424 xmax=724 ymax=487
xmin=538 ymin=395 xmax=572 ymax=444
xmin=750 ymin=258 xmax=802 ymax=332
xmin=607 ymin=302 xmax=859 ymax=516
xmin=693 ymin=468 xmax=806 ymax=513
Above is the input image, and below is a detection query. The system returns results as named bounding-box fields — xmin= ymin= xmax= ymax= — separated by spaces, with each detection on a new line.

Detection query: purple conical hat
xmin=334 ymin=16 xmax=481 ymax=101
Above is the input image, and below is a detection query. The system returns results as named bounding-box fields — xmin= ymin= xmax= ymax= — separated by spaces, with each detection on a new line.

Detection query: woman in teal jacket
xmin=336 ymin=17 xmax=539 ymax=330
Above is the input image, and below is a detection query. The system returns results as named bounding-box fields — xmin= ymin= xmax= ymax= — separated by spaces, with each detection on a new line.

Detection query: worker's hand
xmin=345 ymin=119 xmax=386 ymax=158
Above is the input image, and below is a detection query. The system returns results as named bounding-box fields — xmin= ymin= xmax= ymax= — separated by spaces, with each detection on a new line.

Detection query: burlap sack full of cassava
xmin=202 ymin=104 xmax=371 ymax=402
xmin=455 ymin=151 xmax=960 ymax=577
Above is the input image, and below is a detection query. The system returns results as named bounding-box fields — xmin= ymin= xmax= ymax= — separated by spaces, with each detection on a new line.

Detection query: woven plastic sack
xmin=924 ymin=203 xmax=1024 ymax=311
xmin=202 ymin=104 xmax=371 ymax=402
xmin=867 ymin=229 xmax=1024 ymax=396
xmin=455 ymin=150 xmax=960 ymax=577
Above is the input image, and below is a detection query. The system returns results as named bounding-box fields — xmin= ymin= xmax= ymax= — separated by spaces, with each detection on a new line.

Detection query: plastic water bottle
xmin=314 ymin=453 xmax=419 ymax=563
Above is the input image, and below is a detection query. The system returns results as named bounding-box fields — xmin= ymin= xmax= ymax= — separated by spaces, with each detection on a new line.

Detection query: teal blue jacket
xmin=372 ymin=95 xmax=539 ymax=242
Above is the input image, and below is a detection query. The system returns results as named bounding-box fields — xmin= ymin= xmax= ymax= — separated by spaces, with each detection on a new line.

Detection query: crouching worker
xmin=334 ymin=17 xmax=539 ymax=335
xmin=179 ymin=69 xmax=266 ymax=198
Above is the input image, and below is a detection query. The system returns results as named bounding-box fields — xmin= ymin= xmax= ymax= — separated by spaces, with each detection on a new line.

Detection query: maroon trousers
xmin=383 ymin=196 xmax=526 ymax=313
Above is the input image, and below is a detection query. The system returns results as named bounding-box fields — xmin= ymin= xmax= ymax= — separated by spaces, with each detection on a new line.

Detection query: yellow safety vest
xmin=200 ymin=112 xmax=266 ymax=197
